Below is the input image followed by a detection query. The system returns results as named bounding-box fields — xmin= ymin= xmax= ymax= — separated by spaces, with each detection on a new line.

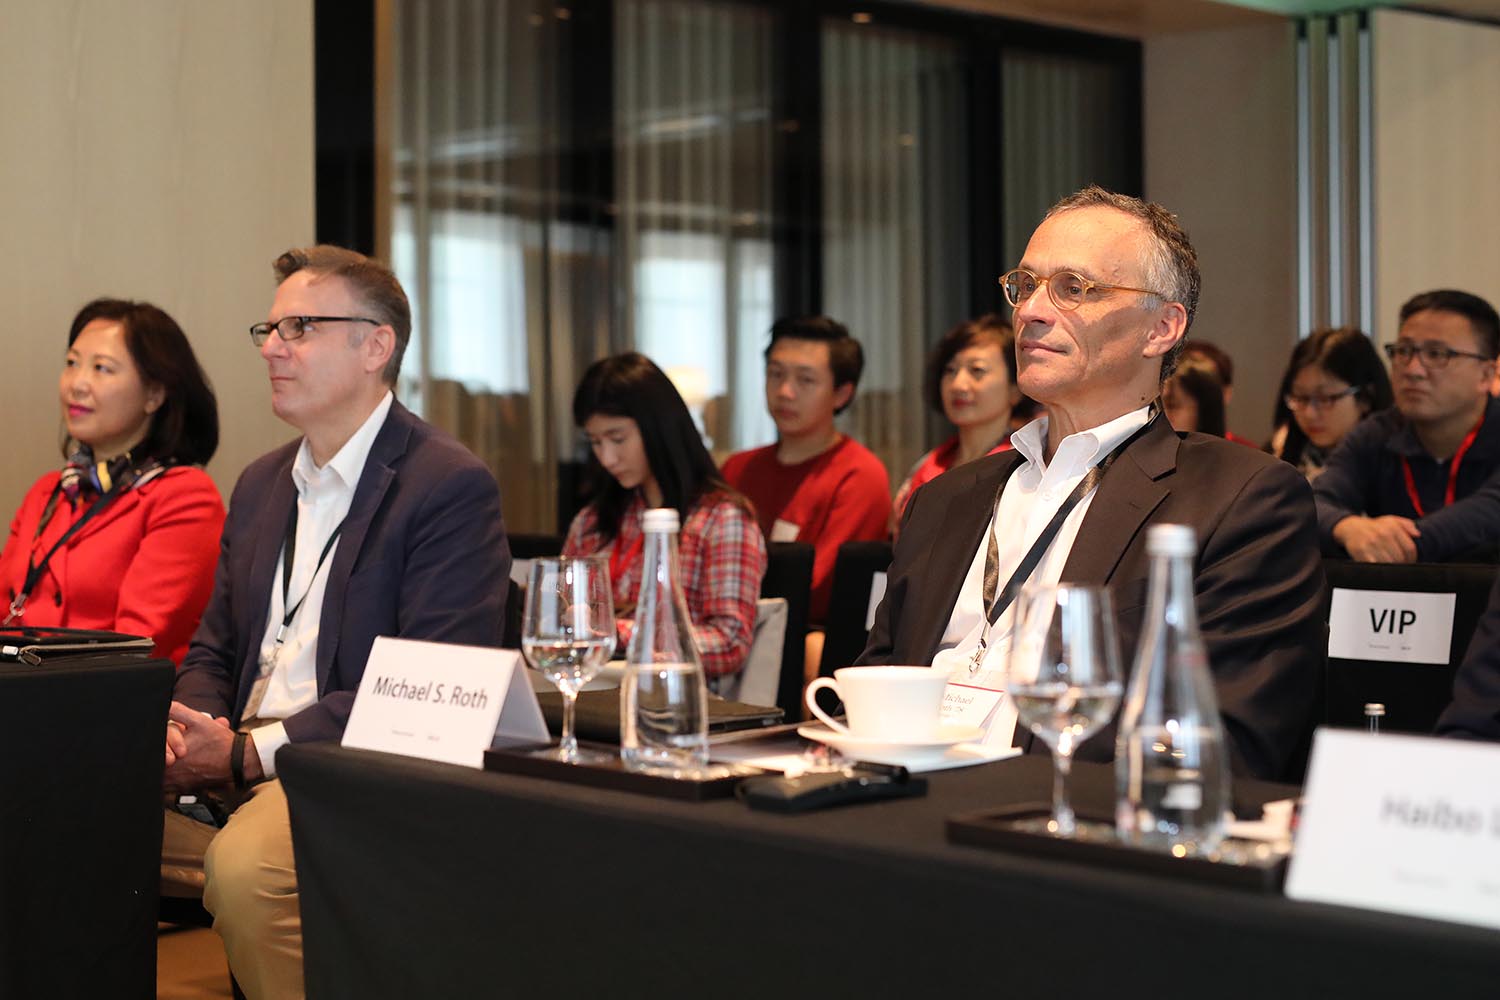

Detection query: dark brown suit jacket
xmin=859 ymin=415 xmax=1325 ymax=781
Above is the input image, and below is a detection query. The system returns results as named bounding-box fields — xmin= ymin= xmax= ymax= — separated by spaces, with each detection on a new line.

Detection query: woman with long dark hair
xmin=1270 ymin=327 xmax=1393 ymax=480
xmin=562 ymin=352 xmax=767 ymax=678
xmin=0 ymin=298 xmax=224 ymax=664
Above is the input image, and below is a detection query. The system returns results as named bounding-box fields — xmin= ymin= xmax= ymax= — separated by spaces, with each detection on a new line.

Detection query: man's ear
xmin=363 ymin=324 xmax=396 ymax=375
xmin=1142 ymin=301 xmax=1188 ymax=360
xmin=832 ymin=380 xmax=855 ymax=413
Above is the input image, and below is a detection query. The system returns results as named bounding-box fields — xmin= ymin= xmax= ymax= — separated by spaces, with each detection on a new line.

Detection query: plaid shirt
xmin=563 ymin=491 xmax=767 ymax=678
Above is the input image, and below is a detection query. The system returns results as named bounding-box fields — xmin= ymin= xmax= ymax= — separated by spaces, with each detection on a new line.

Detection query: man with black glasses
xmin=161 ymin=245 xmax=510 ymax=999
xmin=861 ymin=186 xmax=1324 ymax=783
xmin=1314 ymin=290 xmax=1500 ymax=563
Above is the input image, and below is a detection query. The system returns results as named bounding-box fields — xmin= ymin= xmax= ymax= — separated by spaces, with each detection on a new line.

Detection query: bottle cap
xmin=642 ymin=507 xmax=680 ymax=533
xmin=1364 ymin=703 xmax=1386 ymax=717
xmin=1145 ymin=523 xmax=1196 ymax=557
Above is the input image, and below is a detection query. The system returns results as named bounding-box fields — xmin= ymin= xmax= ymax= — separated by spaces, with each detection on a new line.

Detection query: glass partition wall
xmin=380 ymin=0 xmax=1141 ymax=532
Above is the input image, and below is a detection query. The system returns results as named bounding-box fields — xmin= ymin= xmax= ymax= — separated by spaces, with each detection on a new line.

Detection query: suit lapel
xmin=911 ymin=452 xmax=1023 ymax=662
xmin=1060 ymin=415 xmax=1177 ymax=585
xmin=1011 ymin=417 xmax=1176 ymax=755
xmin=238 ymin=457 xmax=299 ymax=715
xmin=313 ymin=402 xmax=412 ymax=693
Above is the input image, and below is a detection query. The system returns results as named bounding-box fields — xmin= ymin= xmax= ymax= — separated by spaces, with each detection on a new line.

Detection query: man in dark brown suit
xmin=862 ymin=187 xmax=1323 ymax=782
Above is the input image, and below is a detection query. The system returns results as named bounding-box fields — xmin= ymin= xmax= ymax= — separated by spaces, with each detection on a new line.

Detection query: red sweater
xmin=722 ymin=436 xmax=891 ymax=622
xmin=0 ymin=467 xmax=225 ymax=665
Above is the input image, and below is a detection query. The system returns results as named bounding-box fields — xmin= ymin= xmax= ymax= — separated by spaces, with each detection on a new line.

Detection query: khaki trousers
xmin=160 ymin=781 xmax=305 ymax=1000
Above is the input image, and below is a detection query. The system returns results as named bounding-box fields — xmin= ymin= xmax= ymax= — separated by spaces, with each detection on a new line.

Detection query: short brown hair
xmin=273 ymin=245 xmax=411 ymax=384
xmin=1046 ymin=186 xmax=1201 ymax=379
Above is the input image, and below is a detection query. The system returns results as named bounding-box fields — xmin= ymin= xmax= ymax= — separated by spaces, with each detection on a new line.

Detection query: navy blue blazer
xmin=174 ymin=400 xmax=510 ymax=743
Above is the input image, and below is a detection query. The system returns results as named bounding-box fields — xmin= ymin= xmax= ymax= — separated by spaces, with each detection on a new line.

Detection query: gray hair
xmin=1045 ymin=186 xmax=1201 ymax=379
xmin=273 ymin=245 xmax=411 ymax=385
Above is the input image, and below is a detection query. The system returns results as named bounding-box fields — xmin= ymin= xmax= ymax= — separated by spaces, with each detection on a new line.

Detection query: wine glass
xmin=521 ymin=556 xmax=616 ymax=764
xmin=1006 ymin=583 xmax=1123 ymax=837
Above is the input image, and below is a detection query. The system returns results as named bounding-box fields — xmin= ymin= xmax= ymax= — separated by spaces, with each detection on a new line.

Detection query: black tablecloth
xmin=281 ymin=744 xmax=1500 ymax=999
xmin=0 ymin=655 xmax=173 ymax=999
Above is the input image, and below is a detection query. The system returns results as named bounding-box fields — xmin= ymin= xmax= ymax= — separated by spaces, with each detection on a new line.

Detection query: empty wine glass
xmin=1007 ymin=583 xmax=1123 ymax=837
xmin=521 ymin=556 xmax=616 ymax=764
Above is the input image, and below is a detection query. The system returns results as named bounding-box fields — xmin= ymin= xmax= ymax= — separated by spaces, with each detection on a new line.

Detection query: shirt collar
xmin=1012 ymin=404 xmax=1154 ymax=476
xmin=292 ymin=391 xmax=395 ymax=497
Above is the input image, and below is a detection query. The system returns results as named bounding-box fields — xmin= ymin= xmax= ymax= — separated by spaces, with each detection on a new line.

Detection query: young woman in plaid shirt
xmin=563 ymin=353 xmax=768 ymax=679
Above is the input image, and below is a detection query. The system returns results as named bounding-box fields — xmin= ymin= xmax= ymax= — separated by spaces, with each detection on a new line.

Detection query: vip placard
xmin=1327 ymin=588 xmax=1456 ymax=664
xmin=342 ymin=637 xmax=548 ymax=768
xmin=1286 ymin=729 xmax=1500 ymax=930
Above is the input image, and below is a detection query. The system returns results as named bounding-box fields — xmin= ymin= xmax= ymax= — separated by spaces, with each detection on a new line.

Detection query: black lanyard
xmin=5 ymin=480 xmax=131 ymax=625
xmin=276 ymin=505 xmax=347 ymax=645
xmin=968 ymin=409 xmax=1160 ymax=674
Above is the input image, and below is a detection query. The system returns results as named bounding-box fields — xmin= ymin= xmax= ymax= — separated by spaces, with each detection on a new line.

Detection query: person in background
xmin=892 ymin=315 xmax=1027 ymax=534
xmin=1436 ymin=572 xmax=1500 ymax=742
xmin=1179 ymin=339 xmax=1257 ymax=446
xmin=1160 ymin=353 xmax=1227 ymax=437
xmin=564 ymin=352 xmax=766 ymax=680
xmin=722 ymin=316 xmax=890 ymax=677
xmin=1314 ymin=290 xmax=1500 ymax=563
xmin=1268 ymin=327 xmax=1393 ymax=482
xmin=0 ymin=298 xmax=223 ymax=665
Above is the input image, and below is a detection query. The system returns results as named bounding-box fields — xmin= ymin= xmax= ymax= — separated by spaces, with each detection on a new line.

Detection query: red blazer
xmin=0 ymin=466 xmax=225 ymax=665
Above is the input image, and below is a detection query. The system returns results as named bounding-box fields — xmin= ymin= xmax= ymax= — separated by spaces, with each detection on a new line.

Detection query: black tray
xmin=947 ymin=804 xmax=1290 ymax=892
xmin=483 ymin=743 xmax=764 ymax=801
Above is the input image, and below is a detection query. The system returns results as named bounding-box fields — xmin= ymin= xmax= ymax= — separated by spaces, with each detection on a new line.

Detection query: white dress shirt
xmin=247 ymin=391 xmax=394 ymax=776
xmin=932 ymin=405 xmax=1152 ymax=747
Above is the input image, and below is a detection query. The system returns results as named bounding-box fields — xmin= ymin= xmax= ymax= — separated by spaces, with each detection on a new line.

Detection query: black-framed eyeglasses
xmin=1285 ymin=385 xmax=1360 ymax=412
xmin=999 ymin=268 xmax=1164 ymax=312
xmin=248 ymin=316 xmax=380 ymax=347
xmin=1383 ymin=341 xmax=1492 ymax=370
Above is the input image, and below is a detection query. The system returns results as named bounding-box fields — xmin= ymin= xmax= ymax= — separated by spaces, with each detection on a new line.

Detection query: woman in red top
xmin=563 ymin=353 xmax=766 ymax=679
xmin=892 ymin=315 xmax=1029 ymax=535
xmin=0 ymin=299 xmax=224 ymax=665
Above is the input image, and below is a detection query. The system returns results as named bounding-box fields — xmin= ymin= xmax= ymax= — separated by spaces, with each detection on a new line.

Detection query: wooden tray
xmin=483 ymin=743 xmax=764 ymax=801
xmin=947 ymin=803 xmax=1290 ymax=892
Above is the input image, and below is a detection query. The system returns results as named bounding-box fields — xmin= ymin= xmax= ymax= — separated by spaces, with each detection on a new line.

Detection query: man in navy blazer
xmin=162 ymin=245 xmax=509 ymax=999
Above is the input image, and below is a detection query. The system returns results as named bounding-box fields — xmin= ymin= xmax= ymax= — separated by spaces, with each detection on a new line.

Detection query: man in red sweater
xmin=722 ymin=316 xmax=891 ymax=678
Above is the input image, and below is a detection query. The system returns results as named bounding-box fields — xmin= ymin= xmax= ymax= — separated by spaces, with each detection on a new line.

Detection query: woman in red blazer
xmin=0 ymin=298 xmax=224 ymax=665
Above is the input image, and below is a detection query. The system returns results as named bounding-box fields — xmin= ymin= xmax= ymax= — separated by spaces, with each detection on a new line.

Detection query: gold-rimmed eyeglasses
xmin=999 ymin=268 xmax=1164 ymax=312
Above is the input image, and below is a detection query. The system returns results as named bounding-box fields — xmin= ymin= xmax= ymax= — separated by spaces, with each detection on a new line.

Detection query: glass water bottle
xmin=621 ymin=508 xmax=709 ymax=774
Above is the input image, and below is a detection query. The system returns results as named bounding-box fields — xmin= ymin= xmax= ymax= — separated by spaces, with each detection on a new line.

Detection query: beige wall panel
xmin=0 ymin=0 xmax=314 ymax=516
xmin=1144 ymin=22 xmax=1299 ymax=441
xmin=1372 ymin=10 xmax=1500 ymax=344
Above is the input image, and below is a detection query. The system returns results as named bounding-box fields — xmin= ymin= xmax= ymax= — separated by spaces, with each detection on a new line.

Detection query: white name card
xmin=1286 ymin=729 xmax=1500 ymax=930
xmin=865 ymin=572 xmax=887 ymax=631
xmin=342 ymin=637 xmax=549 ymax=768
xmin=1327 ymin=588 xmax=1455 ymax=664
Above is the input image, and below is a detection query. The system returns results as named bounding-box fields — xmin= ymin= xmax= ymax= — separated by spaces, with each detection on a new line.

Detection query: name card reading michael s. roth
xmin=1286 ymin=729 xmax=1500 ymax=930
xmin=342 ymin=636 xmax=548 ymax=768
xmin=1327 ymin=588 xmax=1455 ymax=664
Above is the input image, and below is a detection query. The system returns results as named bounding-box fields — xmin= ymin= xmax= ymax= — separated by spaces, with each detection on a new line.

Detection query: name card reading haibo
xmin=342 ymin=636 xmax=548 ymax=768
xmin=1327 ymin=588 xmax=1455 ymax=664
xmin=1286 ymin=729 xmax=1500 ymax=930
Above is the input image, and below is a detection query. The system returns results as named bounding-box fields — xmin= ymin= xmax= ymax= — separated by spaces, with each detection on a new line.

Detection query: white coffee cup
xmin=804 ymin=666 xmax=948 ymax=741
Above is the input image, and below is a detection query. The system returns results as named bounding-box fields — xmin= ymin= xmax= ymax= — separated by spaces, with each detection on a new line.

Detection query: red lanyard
xmin=1401 ymin=414 xmax=1484 ymax=517
xmin=608 ymin=532 xmax=643 ymax=590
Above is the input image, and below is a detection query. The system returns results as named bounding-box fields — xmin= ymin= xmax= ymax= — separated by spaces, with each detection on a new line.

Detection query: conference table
xmin=0 ymin=654 xmax=173 ymax=1000
xmin=280 ymin=743 xmax=1500 ymax=999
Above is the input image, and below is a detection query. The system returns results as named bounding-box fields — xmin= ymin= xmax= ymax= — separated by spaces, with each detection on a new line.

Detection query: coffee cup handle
xmin=804 ymin=677 xmax=850 ymax=735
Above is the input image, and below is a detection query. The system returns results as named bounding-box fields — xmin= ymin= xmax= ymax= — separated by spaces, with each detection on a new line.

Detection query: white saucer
xmin=796 ymin=724 xmax=989 ymax=769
